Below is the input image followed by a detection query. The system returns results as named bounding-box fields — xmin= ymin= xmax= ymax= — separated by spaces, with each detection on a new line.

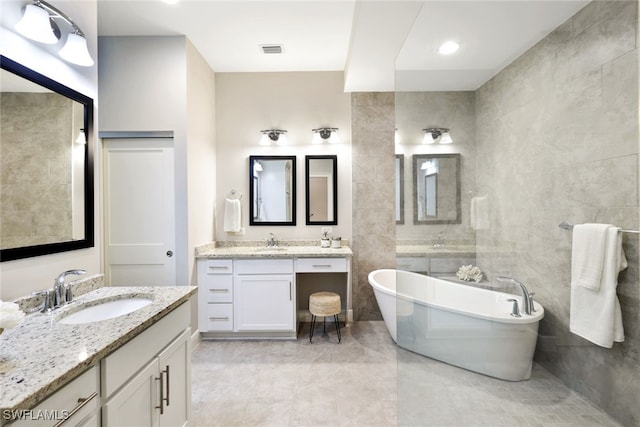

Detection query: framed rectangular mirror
xmin=249 ymin=155 xmax=296 ymax=226
xmin=413 ymin=153 xmax=461 ymax=224
xmin=1 ymin=56 xmax=94 ymax=261
xmin=305 ymin=155 xmax=337 ymax=225
xmin=396 ymin=154 xmax=404 ymax=224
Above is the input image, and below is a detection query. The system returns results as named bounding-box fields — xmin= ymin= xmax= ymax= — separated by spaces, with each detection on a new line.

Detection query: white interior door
xmin=103 ymin=138 xmax=176 ymax=286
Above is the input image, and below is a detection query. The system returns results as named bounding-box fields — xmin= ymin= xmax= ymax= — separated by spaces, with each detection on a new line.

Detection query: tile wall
xmin=350 ymin=92 xmax=396 ymax=320
xmin=0 ymin=92 xmax=74 ymax=248
xmin=474 ymin=1 xmax=639 ymax=425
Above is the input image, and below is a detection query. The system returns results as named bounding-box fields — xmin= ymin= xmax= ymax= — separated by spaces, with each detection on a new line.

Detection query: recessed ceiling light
xmin=438 ymin=41 xmax=459 ymax=55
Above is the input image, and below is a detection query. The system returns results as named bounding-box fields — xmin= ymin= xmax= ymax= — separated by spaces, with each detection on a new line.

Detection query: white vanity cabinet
xmin=196 ymin=249 xmax=352 ymax=338
xmin=102 ymin=303 xmax=191 ymax=427
xmin=234 ymin=259 xmax=294 ymax=332
xmin=11 ymin=366 xmax=100 ymax=427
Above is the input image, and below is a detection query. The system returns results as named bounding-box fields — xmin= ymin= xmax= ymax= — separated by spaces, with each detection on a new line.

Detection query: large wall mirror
xmin=0 ymin=56 xmax=94 ymax=261
xmin=413 ymin=153 xmax=461 ymax=224
xmin=396 ymin=155 xmax=404 ymax=224
xmin=305 ymin=155 xmax=337 ymax=225
xmin=249 ymin=155 xmax=296 ymax=226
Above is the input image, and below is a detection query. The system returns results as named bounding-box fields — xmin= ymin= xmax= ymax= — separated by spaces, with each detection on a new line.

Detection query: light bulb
xmin=440 ymin=131 xmax=453 ymax=144
xmin=438 ymin=41 xmax=459 ymax=55
xmin=59 ymin=33 xmax=94 ymax=67
xmin=259 ymin=133 xmax=270 ymax=146
xmin=312 ymin=132 xmax=323 ymax=144
xmin=328 ymin=131 xmax=340 ymax=144
xmin=15 ymin=4 xmax=58 ymax=44
xmin=423 ymin=132 xmax=436 ymax=144
xmin=276 ymin=133 xmax=287 ymax=145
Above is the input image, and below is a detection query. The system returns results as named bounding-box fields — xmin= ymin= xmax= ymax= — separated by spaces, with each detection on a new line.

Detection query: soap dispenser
xmin=321 ymin=231 xmax=331 ymax=248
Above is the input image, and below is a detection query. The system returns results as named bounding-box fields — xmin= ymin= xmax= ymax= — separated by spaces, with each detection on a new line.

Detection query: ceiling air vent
xmin=260 ymin=44 xmax=284 ymax=54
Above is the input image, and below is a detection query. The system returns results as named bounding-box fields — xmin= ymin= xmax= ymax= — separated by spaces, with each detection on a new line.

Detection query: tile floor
xmin=191 ymin=321 xmax=623 ymax=427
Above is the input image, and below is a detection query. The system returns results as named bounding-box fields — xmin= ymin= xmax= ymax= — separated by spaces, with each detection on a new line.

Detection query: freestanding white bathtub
xmin=368 ymin=269 xmax=544 ymax=381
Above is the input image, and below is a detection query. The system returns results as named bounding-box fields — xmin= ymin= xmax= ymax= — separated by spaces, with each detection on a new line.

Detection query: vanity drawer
xmin=205 ymin=259 xmax=233 ymax=274
xmin=296 ymin=258 xmax=347 ymax=273
xmin=205 ymin=275 xmax=233 ymax=303
xmin=236 ymin=259 xmax=294 ymax=274
xmin=13 ymin=365 xmax=99 ymax=427
xmin=206 ymin=304 xmax=233 ymax=331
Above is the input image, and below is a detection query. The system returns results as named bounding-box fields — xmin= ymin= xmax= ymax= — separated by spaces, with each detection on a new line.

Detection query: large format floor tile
xmin=191 ymin=321 xmax=622 ymax=427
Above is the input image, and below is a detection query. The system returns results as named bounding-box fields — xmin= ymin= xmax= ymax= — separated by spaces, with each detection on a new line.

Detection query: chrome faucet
xmin=496 ymin=276 xmax=535 ymax=315
xmin=266 ymin=233 xmax=277 ymax=248
xmin=53 ymin=269 xmax=86 ymax=308
xmin=433 ymin=231 xmax=446 ymax=248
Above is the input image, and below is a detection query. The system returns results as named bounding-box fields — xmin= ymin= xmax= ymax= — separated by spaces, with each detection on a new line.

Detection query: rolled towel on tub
xmin=570 ymin=224 xmax=628 ymax=348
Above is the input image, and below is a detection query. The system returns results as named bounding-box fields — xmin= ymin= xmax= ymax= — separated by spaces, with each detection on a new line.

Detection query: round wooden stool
xmin=309 ymin=291 xmax=341 ymax=343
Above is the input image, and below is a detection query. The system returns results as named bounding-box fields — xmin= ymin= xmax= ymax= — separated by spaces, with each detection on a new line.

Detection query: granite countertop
xmin=195 ymin=240 xmax=353 ymax=258
xmin=0 ymin=285 xmax=196 ymax=413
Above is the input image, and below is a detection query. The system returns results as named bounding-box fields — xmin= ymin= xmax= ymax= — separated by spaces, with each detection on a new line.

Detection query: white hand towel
xmin=470 ymin=195 xmax=489 ymax=230
xmin=571 ymin=223 xmax=610 ymax=290
xmin=223 ymin=198 xmax=241 ymax=233
xmin=570 ymin=225 xmax=627 ymax=348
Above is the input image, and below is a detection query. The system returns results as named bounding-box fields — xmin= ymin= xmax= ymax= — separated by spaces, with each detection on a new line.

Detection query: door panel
xmin=104 ymin=138 xmax=175 ymax=286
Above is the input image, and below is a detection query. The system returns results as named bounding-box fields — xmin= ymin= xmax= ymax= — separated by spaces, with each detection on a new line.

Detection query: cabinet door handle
xmin=289 ymin=281 xmax=292 ymax=301
xmin=164 ymin=365 xmax=170 ymax=408
xmin=155 ymin=372 xmax=165 ymax=414
xmin=209 ymin=288 xmax=230 ymax=293
xmin=52 ymin=391 xmax=98 ymax=427
xmin=209 ymin=316 xmax=230 ymax=321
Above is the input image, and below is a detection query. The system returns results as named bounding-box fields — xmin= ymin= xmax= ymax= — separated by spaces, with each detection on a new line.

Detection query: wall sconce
xmin=259 ymin=129 xmax=287 ymax=145
xmin=15 ymin=0 xmax=94 ymax=67
xmin=75 ymin=128 xmax=86 ymax=144
xmin=422 ymin=127 xmax=453 ymax=144
xmin=311 ymin=127 xmax=339 ymax=144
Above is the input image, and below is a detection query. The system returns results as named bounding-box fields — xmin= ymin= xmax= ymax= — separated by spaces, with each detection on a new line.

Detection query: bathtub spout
xmin=496 ymin=276 xmax=533 ymax=315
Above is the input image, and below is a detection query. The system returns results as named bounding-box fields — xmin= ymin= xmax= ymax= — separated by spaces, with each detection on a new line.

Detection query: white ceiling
xmin=97 ymin=0 xmax=590 ymax=92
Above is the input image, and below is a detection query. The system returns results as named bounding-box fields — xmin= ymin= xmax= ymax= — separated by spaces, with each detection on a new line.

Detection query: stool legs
xmin=309 ymin=315 xmax=317 ymax=343
xmin=309 ymin=314 xmax=341 ymax=344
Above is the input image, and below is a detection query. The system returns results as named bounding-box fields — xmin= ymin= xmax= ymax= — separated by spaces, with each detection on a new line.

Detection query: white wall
xmin=215 ymin=71 xmax=352 ymax=241
xmin=186 ymin=40 xmax=216 ymax=283
xmin=98 ymin=36 xmax=190 ymax=286
xmin=0 ymin=0 xmax=100 ymax=300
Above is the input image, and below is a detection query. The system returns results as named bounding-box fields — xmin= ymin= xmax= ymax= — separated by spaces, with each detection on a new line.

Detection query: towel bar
xmin=559 ymin=221 xmax=639 ymax=234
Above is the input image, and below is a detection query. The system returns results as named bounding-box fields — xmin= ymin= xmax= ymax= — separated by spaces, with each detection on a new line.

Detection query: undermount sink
xmin=57 ymin=296 xmax=153 ymax=325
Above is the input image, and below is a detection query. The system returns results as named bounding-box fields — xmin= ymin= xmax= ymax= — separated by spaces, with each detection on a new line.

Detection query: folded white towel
xmin=470 ymin=195 xmax=489 ymax=230
xmin=571 ymin=223 xmax=610 ymax=290
xmin=223 ymin=198 xmax=241 ymax=233
xmin=570 ymin=224 xmax=627 ymax=348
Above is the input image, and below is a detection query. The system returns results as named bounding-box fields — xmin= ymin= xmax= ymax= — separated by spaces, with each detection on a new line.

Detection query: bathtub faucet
xmin=496 ymin=276 xmax=535 ymax=315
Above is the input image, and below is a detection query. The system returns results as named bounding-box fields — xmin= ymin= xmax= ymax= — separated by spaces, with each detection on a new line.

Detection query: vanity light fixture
xmin=311 ymin=127 xmax=339 ymax=144
xmin=423 ymin=128 xmax=453 ymax=144
xmin=259 ymin=129 xmax=288 ymax=146
xmin=15 ymin=0 xmax=94 ymax=67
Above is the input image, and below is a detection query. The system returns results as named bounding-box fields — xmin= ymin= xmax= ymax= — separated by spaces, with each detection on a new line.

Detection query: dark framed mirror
xmin=249 ymin=155 xmax=296 ymax=226
xmin=413 ymin=153 xmax=461 ymax=224
xmin=396 ymin=154 xmax=404 ymax=224
xmin=0 ymin=56 xmax=94 ymax=261
xmin=305 ymin=155 xmax=337 ymax=226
